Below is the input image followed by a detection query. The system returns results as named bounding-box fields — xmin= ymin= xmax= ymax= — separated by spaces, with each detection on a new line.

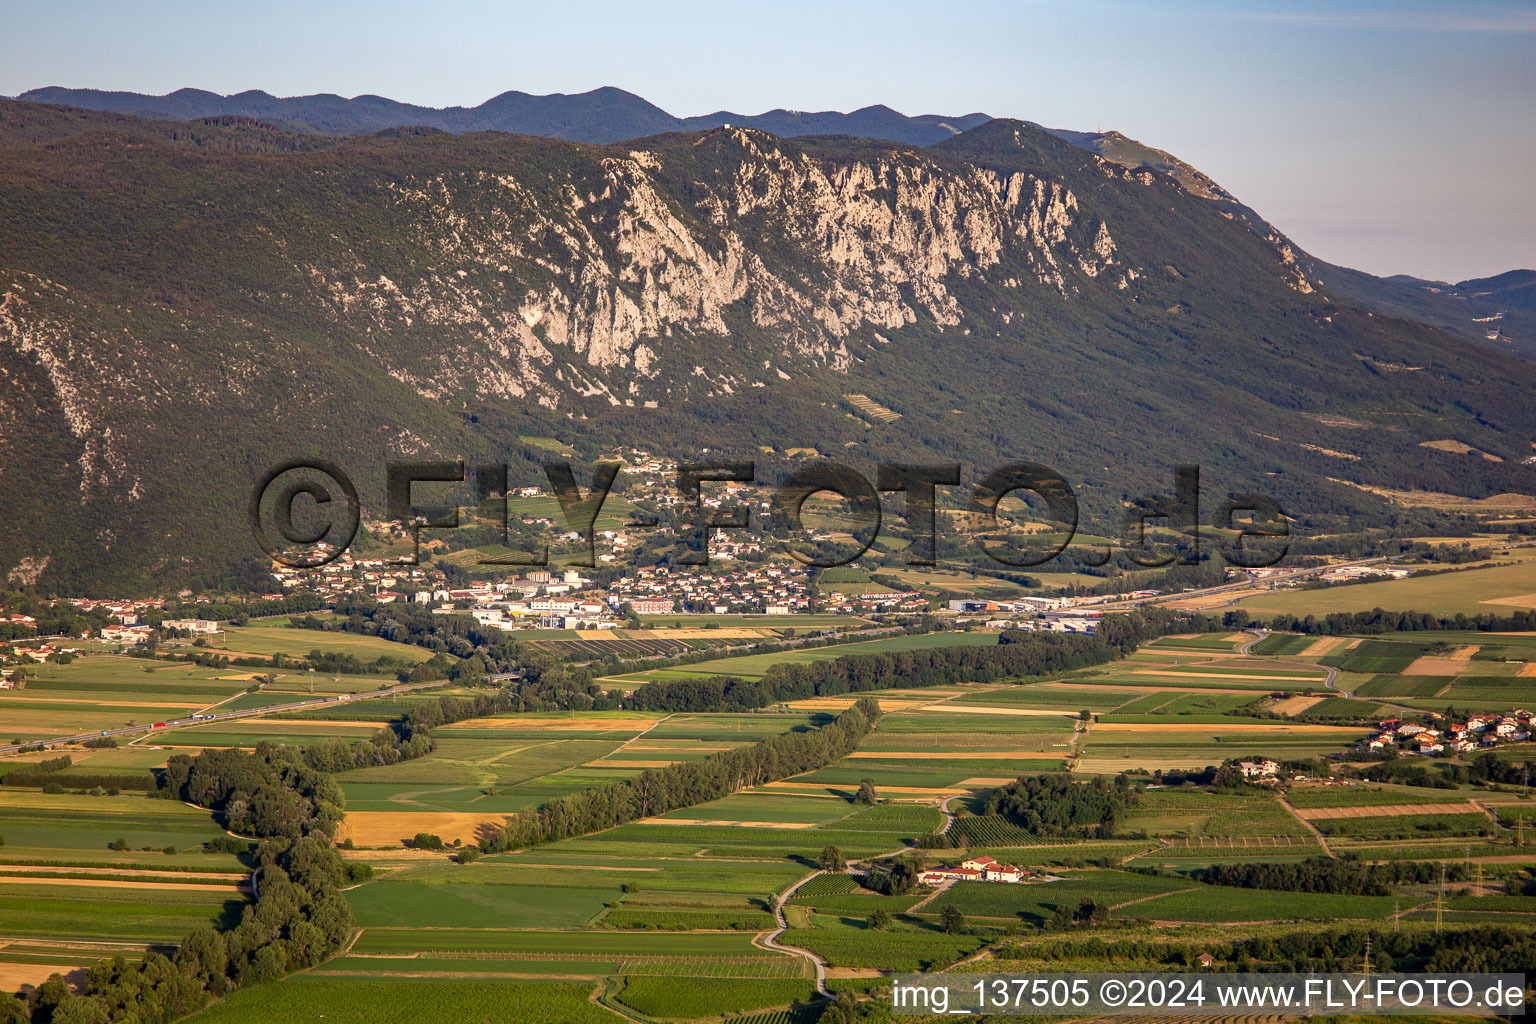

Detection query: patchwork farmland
xmin=3 ymin=619 xmax=1533 ymax=1021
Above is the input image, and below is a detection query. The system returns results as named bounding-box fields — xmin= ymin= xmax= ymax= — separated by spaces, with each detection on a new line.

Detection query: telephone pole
xmin=1434 ymin=863 xmax=1446 ymax=933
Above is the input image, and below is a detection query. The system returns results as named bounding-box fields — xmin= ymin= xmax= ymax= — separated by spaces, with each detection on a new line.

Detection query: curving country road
xmin=759 ymin=870 xmax=831 ymax=996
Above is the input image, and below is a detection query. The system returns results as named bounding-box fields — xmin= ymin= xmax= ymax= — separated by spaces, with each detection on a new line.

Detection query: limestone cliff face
xmin=294 ymin=127 xmax=1126 ymax=410
xmin=10 ymin=109 xmax=1452 ymax=589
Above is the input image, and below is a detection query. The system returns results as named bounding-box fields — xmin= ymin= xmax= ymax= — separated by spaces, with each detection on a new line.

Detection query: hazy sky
xmin=5 ymin=0 xmax=1532 ymax=281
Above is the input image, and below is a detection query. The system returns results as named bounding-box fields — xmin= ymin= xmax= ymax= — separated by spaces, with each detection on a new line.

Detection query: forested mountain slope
xmin=1 ymin=100 xmax=1532 ymax=590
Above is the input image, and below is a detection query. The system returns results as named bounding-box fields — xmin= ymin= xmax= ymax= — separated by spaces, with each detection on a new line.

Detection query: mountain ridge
xmin=13 ymin=85 xmax=993 ymax=145
xmin=19 ymin=84 xmax=1531 ymax=355
xmin=1 ymin=99 xmax=1533 ymax=591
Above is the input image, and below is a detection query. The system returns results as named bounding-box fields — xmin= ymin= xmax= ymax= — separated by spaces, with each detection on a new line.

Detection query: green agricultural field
xmin=1123 ymin=886 xmax=1400 ymax=922
xmin=655 ymin=791 xmax=859 ymax=825
xmin=335 ymin=735 xmax=626 ymax=812
xmin=214 ymin=624 xmax=435 ymax=662
xmin=1146 ymin=634 xmax=1246 ymax=651
xmin=616 ymin=977 xmax=816 ymax=1017
xmin=1119 ymin=791 xmax=1302 ymax=838
xmin=835 ymin=804 xmax=945 ymax=834
xmin=351 ymin=928 xmax=770 ymax=955
xmin=184 ymin=978 xmax=613 ymax=1024
xmin=1313 ymin=812 xmax=1498 ymax=839
xmin=0 ymin=883 xmax=244 ymax=941
xmin=951 ymin=686 xmax=1134 ymax=711
xmin=780 ymin=919 xmax=984 ymax=971
xmin=0 ymin=791 xmax=231 ymax=852
xmin=1285 ymin=785 xmax=1472 ymax=808
xmin=1355 ymin=674 xmax=1453 ymax=698
xmin=1235 ymin=561 xmax=1536 ymax=618
xmin=925 ymin=872 xmax=1189 ymax=920
xmin=639 ymin=614 xmax=870 ymax=629
xmin=638 ymin=631 xmax=1001 ymax=680
xmin=600 ymin=906 xmax=776 ymax=930
xmin=345 ymin=877 xmax=618 ymax=928
xmin=1299 ymin=697 xmax=1388 ymax=719
xmin=948 ymin=815 xmax=1070 ymax=847
xmin=1251 ymin=634 xmax=1315 ymax=657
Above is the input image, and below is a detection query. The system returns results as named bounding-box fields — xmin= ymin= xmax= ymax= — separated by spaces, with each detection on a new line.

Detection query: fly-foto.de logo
xmin=249 ymin=459 xmax=1289 ymax=570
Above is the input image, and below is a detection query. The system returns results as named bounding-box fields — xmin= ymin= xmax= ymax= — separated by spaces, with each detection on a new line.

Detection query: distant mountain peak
xmin=15 ymin=85 xmax=995 ymax=146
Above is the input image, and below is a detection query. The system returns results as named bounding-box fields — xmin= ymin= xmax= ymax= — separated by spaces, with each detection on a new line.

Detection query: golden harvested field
xmin=1300 ymin=637 xmax=1346 ymax=656
xmin=1295 ymin=802 xmax=1482 ymax=820
xmin=1485 ymin=593 xmax=1536 ymax=609
xmin=1403 ymin=656 xmax=1472 ymax=675
xmin=1268 ymin=695 xmax=1325 ymax=716
xmin=337 ymin=812 xmax=508 ymax=847
xmin=0 ymin=963 xmax=80 ymax=994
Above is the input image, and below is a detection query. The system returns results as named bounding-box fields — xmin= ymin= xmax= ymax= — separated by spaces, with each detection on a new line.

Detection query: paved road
xmin=760 ymin=871 xmax=831 ymax=996
xmin=0 ymin=680 xmax=449 ymax=756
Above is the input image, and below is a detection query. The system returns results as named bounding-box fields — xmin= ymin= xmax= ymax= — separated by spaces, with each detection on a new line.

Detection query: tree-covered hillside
xmin=1 ymin=100 xmax=1533 ymax=591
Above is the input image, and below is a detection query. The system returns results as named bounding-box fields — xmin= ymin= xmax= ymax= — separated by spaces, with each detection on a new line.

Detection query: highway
xmin=0 ymin=679 xmax=449 ymax=756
